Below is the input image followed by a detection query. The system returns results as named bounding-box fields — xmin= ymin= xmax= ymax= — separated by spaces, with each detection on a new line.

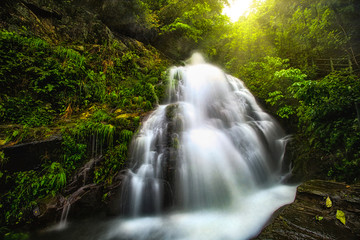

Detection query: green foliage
xmin=160 ymin=3 xmax=214 ymax=42
xmin=62 ymin=133 xmax=87 ymax=176
xmin=238 ymin=56 xmax=290 ymax=99
xmin=60 ymin=107 xmax=138 ymax=186
xmin=0 ymin=30 xmax=167 ymax=140
xmin=1 ymin=0 xmax=359 ymax=235
xmin=152 ymin=0 xmax=229 ymax=58
xmin=120 ymin=129 xmax=134 ymax=142
xmin=217 ymin=0 xmax=359 ymax=182
xmin=291 ymin=70 xmax=360 ymax=182
xmin=61 ymin=108 xmax=137 ymax=186
xmin=239 ymin=57 xmax=359 ymax=182
xmin=292 ymin=71 xmax=360 ymax=122
xmin=93 ymin=142 xmax=129 ymax=185
xmin=267 ymin=68 xmax=307 ymax=119
xmin=220 ymin=13 xmax=275 ymax=68
xmin=0 ymin=162 xmax=66 ymax=226
xmin=0 ymin=8 xmax=170 ymax=231
xmin=3 ymin=232 xmax=29 ymax=240
xmin=217 ymin=0 xmax=349 ymax=71
xmin=44 ymin=162 xmax=67 ymax=191
xmin=0 ymin=30 xmax=162 ymax=126
xmin=272 ymin=2 xmax=347 ymax=68
xmin=3 ymin=127 xmax=30 ymax=144
xmin=0 ymin=30 xmax=88 ymax=126
xmin=0 ymin=151 xmax=6 ymax=165
xmin=266 ymin=91 xmax=295 ymax=119
xmin=238 ymin=57 xmax=306 ymax=119
xmin=1 ymin=97 xmax=55 ymax=127
xmin=91 ymin=109 xmax=112 ymax=122
xmin=70 ymin=109 xmax=115 ymax=145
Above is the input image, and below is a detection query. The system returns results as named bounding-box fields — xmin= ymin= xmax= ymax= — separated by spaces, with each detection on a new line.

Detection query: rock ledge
xmin=255 ymin=180 xmax=360 ymax=240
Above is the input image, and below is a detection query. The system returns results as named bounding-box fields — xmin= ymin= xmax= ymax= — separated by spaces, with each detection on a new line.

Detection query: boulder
xmin=1 ymin=135 xmax=62 ymax=172
xmin=255 ymin=180 xmax=360 ymax=240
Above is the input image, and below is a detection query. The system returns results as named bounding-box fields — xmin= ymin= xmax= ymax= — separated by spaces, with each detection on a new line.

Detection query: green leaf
xmin=326 ymin=196 xmax=332 ymax=208
xmin=336 ymin=210 xmax=346 ymax=225
xmin=46 ymin=84 xmax=55 ymax=92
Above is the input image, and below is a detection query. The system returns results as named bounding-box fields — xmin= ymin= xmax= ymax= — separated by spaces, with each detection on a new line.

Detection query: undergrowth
xmin=0 ymin=30 xmax=168 ymax=231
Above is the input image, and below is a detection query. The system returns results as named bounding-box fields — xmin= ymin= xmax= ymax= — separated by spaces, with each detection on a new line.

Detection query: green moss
xmin=4 ymin=232 xmax=29 ymax=240
xmin=165 ymin=104 xmax=179 ymax=120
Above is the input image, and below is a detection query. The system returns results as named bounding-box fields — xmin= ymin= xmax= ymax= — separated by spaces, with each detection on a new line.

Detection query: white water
xmin=106 ymin=53 xmax=297 ymax=240
xmin=57 ymin=201 xmax=71 ymax=230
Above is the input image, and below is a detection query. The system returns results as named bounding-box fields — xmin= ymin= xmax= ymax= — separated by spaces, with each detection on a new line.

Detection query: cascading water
xmin=34 ymin=53 xmax=297 ymax=240
xmin=105 ymin=53 xmax=297 ymax=240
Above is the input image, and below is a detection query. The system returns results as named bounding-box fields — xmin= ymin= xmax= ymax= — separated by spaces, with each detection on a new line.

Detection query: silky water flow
xmin=105 ymin=53 xmax=297 ymax=240
xmin=35 ymin=53 xmax=297 ymax=240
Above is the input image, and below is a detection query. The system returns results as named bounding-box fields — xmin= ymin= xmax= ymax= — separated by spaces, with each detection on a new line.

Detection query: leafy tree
xmin=150 ymin=0 xmax=229 ymax=58
xmin=291 ymin=70 xmax=360 ymax=182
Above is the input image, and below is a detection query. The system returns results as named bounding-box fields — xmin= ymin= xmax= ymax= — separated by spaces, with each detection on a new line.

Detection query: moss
xmin=165 ymin=104 xmax=179 ymax=120
xmin=116 ymin=113 xmax=139 ymax=119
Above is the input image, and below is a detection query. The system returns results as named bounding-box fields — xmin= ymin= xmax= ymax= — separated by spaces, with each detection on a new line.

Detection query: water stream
xmin=34 ymin=53 xmax=296 ymax=240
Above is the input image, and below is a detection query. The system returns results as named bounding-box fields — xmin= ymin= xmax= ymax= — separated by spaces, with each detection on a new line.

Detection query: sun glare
xmin=223 ymin=0 xmax=253 ymax=22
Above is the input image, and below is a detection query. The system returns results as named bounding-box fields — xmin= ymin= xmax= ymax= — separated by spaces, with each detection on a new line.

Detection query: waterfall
xmin=58 ymin=200 xmax=71 ymax=230
xmin=106 ymin=53 xmax=297 ymax=240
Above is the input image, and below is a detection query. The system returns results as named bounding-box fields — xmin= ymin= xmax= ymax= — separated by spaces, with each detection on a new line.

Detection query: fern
xmin=55 ymin=46 xmax=85 ymax=67
xmin=120 ymin=129 xmax=133 ymax=142
xmin=98 ymin=123 xmax=115 ymax=147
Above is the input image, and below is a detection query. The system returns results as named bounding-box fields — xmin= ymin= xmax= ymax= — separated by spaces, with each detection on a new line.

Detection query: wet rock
xmin=64 ymin=157 xmax=102 ymax=194
xmin=105 ymin=170 xmax=128 ymax=216
xmin=35 ymin=156 xmax=101 ymax=225
xmin=255 ymin=180 xmax=360 ymax=240
xmin=1 ymin=134 xmax=62 ymax=172
xmin=35 ymin=156 xmax=127 ymax=226
xmin=64 ymin=183 xmax=104 ymax=219
xmin=164 ymin=104 xmax=183 ymax=206
xmin=36 ymin=183 xmax=103 ymax=227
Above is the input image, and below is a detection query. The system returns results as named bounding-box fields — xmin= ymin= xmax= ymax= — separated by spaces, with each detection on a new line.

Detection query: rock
xmin=104 ymin=170 xmax=128 ymax=216
xmin=75 ymin=0 xmax=157 ymax=43
xmin=1 ymin=134 xmax=62 ymax=172
xmin=35 ymin=156 xmax=126 ymax=226
xmin=35 ymin=183 xmax=103 ymax=227
xmin=63 ymin=183 xmax=104 ymax=220
xmin=255 ymin=180 xmax=360 ymax=240
xmin=0 ymin=0 xmax=114 ymax=43
xmin=21 ymin=1 xmax=62 ymax=20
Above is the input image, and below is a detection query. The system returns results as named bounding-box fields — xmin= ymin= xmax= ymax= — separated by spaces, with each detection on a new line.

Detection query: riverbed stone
xmin=255 ymin=180 xmax=360 ymax=240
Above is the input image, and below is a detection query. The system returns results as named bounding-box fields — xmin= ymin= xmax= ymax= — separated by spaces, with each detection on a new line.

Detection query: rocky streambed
xmin=255 ymin=180 xmax=360 ymax=240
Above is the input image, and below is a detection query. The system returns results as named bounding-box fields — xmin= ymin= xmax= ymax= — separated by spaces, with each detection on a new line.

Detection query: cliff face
xmin=0 ymin=0 xmax=156 ymax=44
